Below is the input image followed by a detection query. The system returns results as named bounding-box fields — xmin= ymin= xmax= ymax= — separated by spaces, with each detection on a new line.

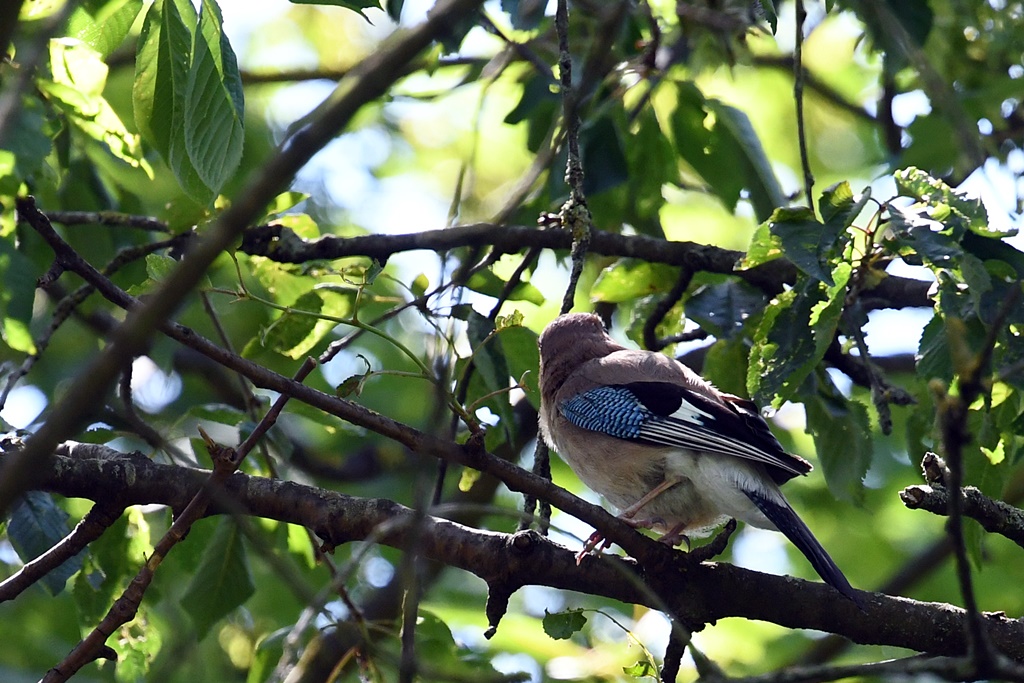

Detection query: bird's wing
xmin=558 ymin=381 xmax=810 ymax=480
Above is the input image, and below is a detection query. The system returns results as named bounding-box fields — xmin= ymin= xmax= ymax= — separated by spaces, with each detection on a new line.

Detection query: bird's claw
xmin=576 ymin=530 xmax=613 ymax=565
xmin=576 ymin=515 xmax=667 ymax=565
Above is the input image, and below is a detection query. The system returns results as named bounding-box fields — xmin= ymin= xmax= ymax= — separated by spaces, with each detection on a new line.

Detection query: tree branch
xmin=29 ymin=445 xmax=1024 ymax=664
xmin=0 ymin=0 xmax=487 ymax=517
xmin=238 ymin=222 xmax=934 ymax=309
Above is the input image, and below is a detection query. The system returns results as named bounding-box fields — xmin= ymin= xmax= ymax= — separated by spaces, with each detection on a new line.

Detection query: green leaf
xmin=134 ymin=0 xmax=212 ymax=202
xmin=543 ymin=609 xmax=588 ymax=640
xmin=592 ymin=259 xmax=678 ymax=303
xmin=503 ymin=0 xmax=546 ymax=29
xmin=767 ymin=206 xmax=833 ymax=284
xmin=894 ymin=167 xmax=1011 ymax=238
xmin=146 ymin=252 xmax=178 ymax=281
xmin=262 ymin=290 xmax=324 ymax=358
xmin=8 ymin=492 xmax=83 ymax=595
xmin=885 ymin=206 xmax=963 ymax=267
xmin=67 ymin=0 xmax=145 ymax=57
xmin=180 ymin=518 xmax=255 ymax=638
xmin=706 ymin=99 xmax=785 ymax=221
xmin=738 ymin=221 xmax=785 ymax=270
xmin=623 ymin=660 xmax=659 ymax=678
xmin=804 ymin=387 xmax=871 ymax=503
xmin=467 ymin=311 xmax=515 ymax=432
xmin=288 ymin=0 xmax=382 ymax=13
xmin=758 ymin=0 xmax=778 ymax=32
xmin=497 ymin=322 xmax=540 ymax=408
xmin=916 ymin=315 xmax=952 ymax=382
xmin=248 ymin=628 xmax=288 ymax=683
xmin=182 ymin=0 xmax=245 ymax=197
xmin=701 ymin=339 xmax=750 ymax=397
xmin=747 ymin=264 xmax=852 ymax=408
xmin=581 ymin=115 xmax=629 ymax=196
xmin=685 ymin=280 xmax=767 ymax=340
xmin=0 ymin=236 xmax=38 ymax=353
xmin=671 ymin=82 xmax=784 ymax=221
xmin=464 ymin=269 xmax=544 ymax=305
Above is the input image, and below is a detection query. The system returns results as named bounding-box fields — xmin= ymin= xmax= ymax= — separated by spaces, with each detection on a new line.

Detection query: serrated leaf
xmin=134 ymin=0 xmax=212 ymax=202
xmin=180 ymin=518 xmax=255 ymax=638
xmin=767 ymin=207 xmax=834 ymax=284
xmin=885 ymin=205 xmax=963 ymax=267
xmin=183 ymin=0 xmax=244 ymax=197
xmin=8 ymin=492 xmax=83 ymax=595
xmin=894 ymin=166 xmax=1010 ymax=238
xmin=67 ymin=0 xmax=145 ymax=57
xmin=543 ymin=609 xmax=587 ymax=640
xmin=747 ymin=264 xmax=851 ymax=407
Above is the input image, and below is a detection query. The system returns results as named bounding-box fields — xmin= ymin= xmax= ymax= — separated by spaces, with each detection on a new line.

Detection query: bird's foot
xmin=576 ymin=515 xmax=666 ymax=565
xmin=576 ymin=531 xmax=613 ymax=565
xmin=656 ymin=525 xmax=691 ymax=550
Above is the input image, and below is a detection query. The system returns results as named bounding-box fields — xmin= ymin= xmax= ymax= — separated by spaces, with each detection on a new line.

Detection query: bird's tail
xmin=744 ymin=489 xmax=862 ymax=607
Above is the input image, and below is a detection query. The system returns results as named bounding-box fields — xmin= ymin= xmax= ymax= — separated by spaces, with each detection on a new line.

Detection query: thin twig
xmin=793 ymin=0 xmax=814 ymax=209
xmin=0 ymin=501 xmax=124 ymax=602
xmin=643 ymin=267 xmax=695 ymax=351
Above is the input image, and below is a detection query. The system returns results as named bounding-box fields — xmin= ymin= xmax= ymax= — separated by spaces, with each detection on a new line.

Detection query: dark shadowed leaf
xmin=685 ymin=280 xmax=767 ymax=340
xmin=181 ymin=518 xmax=255 ymax=638
xmin=543 ymin=609 xmax=588 ymax=640
xmin=8 ymin=492 xmax=82 ymax=595
xmin=805 ymin=386 xmax=871 ymax=503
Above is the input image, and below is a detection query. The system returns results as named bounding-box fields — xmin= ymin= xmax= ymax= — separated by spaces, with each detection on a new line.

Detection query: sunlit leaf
xmin=592 ymin=259 xmax=677 ymax=303
xmin=67 ymin=0 xmax=145 ymax=57
xmin=182 ymin=0 xmax=245 ymax=197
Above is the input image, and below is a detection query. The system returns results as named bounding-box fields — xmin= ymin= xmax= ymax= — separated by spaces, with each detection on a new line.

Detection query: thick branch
xmin=33 ymin=446 xmax=1024 ymax=662
xmin=239 ymin=223 xmax=933 ymax=309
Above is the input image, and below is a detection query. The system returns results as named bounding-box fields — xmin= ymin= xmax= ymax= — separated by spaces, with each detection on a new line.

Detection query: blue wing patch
xmin=560 ymin=386 xmax=648 ymax=439
xmin=559 ymin=384 xmax=809 ymax=480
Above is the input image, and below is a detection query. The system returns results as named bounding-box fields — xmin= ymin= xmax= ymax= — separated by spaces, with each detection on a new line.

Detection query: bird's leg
xmin=576 ymin=478 xmax=682 ymax=565
xmin=618 ymin=477 xmax=682 ymax=521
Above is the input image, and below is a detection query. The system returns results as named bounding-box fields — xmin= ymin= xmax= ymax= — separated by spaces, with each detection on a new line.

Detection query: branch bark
xmin=239 ymin=222 xmax=934 ymax=310
xmin=30 ymin=444 xmax=1024 ymax=663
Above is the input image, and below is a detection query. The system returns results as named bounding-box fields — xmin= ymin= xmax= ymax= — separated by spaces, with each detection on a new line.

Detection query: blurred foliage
xmin=1 ymin=0 xmax=1024 ymax=681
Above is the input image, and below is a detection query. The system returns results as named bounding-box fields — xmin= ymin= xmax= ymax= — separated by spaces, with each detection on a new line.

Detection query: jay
xmin=538 ymin=313 xmax=858 ymax=602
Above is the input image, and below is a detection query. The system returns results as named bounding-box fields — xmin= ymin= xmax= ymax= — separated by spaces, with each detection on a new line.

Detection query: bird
xmin=537 ymin=312 xmax=858 ymax=603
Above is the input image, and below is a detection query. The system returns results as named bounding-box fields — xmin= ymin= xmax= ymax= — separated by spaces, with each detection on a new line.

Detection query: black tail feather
xmin=744 ymin=489 xmax=863 ymax=607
